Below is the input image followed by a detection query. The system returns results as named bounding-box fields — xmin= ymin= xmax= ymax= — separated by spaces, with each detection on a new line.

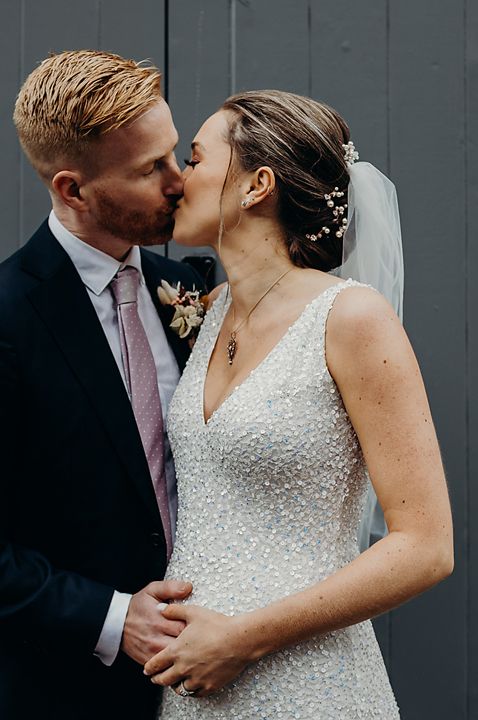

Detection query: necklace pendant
xmin=227 ymin=333 xmax=237 ymax=365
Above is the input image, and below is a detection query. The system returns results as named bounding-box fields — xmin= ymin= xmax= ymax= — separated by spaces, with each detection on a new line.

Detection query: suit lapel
xmin=141 ymin=251 xmax=191 ymax=372
xmin=22 ymin=224 xmax=162 ymax=526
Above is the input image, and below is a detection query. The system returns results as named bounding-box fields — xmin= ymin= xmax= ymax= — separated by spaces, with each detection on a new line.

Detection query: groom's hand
xmin=121 ymin=580 xmax=192 ymax=665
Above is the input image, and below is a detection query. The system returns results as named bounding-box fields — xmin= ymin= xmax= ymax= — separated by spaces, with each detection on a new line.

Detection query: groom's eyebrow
xmin=140 ymin=138 xmax=179 ymax=166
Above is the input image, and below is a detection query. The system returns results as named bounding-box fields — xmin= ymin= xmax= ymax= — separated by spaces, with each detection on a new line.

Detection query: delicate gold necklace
xmin=226 ymin=268 xmax=294 ymax=366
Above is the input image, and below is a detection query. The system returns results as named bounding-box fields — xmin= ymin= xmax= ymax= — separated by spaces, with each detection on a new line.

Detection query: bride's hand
xmin=143 ymin=604 xmax=254 ymax=696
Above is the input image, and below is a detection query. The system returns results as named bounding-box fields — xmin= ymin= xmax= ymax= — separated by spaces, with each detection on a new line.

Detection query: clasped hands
xmin=121 ymin=579 xmax=253 ymax=697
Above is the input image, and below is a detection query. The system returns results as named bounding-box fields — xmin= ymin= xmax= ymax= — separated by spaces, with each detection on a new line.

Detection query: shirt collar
xmin=48 ymin=210 xmax=144 ymax=296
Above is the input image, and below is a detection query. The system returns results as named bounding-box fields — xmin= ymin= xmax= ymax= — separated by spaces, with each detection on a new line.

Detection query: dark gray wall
xmin=0 ymin=1 xmax=475 ymax=717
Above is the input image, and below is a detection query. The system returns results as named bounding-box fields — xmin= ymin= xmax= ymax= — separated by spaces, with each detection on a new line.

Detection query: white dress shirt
xmin=48 ymin=211 xmax=181 ymax=665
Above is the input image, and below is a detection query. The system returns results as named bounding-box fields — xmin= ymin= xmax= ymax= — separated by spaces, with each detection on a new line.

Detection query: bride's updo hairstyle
xmin=221 ymin=90 xmax=350 ymax=271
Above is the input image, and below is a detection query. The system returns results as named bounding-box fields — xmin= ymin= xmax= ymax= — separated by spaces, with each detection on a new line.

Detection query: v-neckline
xmin=201 ymin=280 xmax=349 ymax=427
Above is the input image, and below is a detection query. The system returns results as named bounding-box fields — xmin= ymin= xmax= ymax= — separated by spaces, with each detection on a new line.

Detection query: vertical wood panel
xmin=99 ymin=0 xmax=165 ymax=68
xmin=20 ymin=0 xmax=99 ymax=242
xmin=0 ymin=0 xmax=22 ymax=260
xmin=309 ymin=0 xmax=392 ymax=670
xmin=168 ymin=0 xmax=229 ymax=149
xmin=389 ymin=2 xmax=467 ymax=717
xmin=466 ymin=0 xmax=478 ymax=717
xmin=167 ymin=0 xmax=230 ymax=272
xmin=234 ymin=0 xmax=310 ymax=93
xmin=310 ymin=0 xmax=389 ymax=172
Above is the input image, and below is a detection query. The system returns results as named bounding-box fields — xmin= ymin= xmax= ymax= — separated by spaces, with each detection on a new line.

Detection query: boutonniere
xmin=157 ymin=280 xmax=208 ymax=346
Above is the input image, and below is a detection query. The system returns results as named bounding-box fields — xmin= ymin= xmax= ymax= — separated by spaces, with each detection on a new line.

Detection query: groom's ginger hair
xmin=13 ymin=49 xmax=162 ymax=180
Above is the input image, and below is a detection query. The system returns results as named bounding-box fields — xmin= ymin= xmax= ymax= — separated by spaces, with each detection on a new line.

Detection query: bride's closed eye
xmin=184 ymin=159 xmax=199 ymax=169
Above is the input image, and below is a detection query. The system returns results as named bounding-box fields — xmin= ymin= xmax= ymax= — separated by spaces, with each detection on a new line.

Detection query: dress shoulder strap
xmin=307 ymin=278 xmax=376 ymax=375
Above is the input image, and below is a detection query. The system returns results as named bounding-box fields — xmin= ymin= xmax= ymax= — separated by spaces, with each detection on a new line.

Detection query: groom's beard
xmin=94 ymin=189 xmax=176 ymax=246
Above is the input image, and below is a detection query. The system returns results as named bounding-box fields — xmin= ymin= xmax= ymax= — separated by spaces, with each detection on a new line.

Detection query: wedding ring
xmin=176 ymin=681 xmax=197 ymax=697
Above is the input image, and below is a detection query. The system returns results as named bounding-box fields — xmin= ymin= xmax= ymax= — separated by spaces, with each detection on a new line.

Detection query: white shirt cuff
xmin=94 ymin=591 xmax=132 ymax=666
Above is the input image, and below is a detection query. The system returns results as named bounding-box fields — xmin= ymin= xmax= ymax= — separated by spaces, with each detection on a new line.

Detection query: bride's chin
xmin=171 ymin=219 xmax=188 ymax=246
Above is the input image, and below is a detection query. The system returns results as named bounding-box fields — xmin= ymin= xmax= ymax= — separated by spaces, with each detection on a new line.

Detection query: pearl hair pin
xmin=306 ymin=187 xmax=348 ymax=242
xmin=342 ymin=140 xmax=359 ymax=166
xmin=305 ymin=140 xmax=358 ymax=242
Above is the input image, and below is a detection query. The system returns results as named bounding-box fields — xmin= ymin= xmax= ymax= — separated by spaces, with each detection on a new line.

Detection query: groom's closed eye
xmin=144 ymin=160 xmax=164 ymax=175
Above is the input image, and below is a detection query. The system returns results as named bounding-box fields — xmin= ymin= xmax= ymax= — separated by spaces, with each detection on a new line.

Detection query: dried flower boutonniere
xmin=157 ymin=280 xmax=207 ymax=347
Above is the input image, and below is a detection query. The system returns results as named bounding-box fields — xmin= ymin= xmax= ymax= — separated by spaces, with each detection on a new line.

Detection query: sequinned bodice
xmin=160 ymin=280 xmax=399 ymax=719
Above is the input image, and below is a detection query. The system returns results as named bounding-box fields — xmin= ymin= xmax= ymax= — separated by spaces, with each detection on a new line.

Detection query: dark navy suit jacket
xmin=0 ymin=220 xmax=204 ymax=720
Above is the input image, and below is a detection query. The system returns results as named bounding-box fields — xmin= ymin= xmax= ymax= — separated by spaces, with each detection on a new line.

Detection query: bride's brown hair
xmin=220 ymin=90 xmax=350 ymax=272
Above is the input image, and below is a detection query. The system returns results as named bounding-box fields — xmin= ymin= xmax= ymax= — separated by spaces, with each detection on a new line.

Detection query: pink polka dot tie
xmin=110 ymin=267 xmax=172 ymax=559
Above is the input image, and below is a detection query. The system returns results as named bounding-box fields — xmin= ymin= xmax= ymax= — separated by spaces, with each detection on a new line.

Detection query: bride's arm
xmin=144 ymin=286 xmax=453 ymax=695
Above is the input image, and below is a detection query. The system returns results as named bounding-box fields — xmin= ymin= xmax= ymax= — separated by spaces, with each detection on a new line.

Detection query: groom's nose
xmin=163 ymin=158 xmax=184 ymax=198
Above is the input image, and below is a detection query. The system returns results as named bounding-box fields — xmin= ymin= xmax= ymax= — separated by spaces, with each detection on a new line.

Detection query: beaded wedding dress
xmin=159 ymin=281 xmax=400 ymax=719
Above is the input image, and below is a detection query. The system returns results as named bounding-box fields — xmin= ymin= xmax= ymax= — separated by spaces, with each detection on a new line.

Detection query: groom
xmin=0 ymin=51 xmax=204 ymax=719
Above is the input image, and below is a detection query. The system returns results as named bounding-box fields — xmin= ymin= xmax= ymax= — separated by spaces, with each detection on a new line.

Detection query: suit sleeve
xmin=0 ymin=331 xmax=114 ymax=655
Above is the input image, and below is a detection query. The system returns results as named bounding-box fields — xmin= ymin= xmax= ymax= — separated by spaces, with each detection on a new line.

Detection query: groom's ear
xmin=51 ymin=170 xmax=89 ymax=212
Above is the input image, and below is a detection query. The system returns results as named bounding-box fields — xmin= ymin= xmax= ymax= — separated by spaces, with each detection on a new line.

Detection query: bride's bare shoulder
xmin=329 ymin=283 xmax=397 ymax=328
xmin=325 ymin=283 xmax=406 ymax=370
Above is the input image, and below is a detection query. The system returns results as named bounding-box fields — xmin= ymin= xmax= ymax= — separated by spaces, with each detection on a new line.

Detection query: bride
xmin=146 ymin=90 xmax=453 ymax=718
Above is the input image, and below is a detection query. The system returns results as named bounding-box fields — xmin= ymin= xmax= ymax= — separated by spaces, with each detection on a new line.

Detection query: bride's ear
xmin=242 ymin=166 xmax=276 ymax=208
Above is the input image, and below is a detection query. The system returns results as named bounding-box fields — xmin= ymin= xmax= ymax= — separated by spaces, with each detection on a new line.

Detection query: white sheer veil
xmin=331 ymin=160 xmax=404 ymax=551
